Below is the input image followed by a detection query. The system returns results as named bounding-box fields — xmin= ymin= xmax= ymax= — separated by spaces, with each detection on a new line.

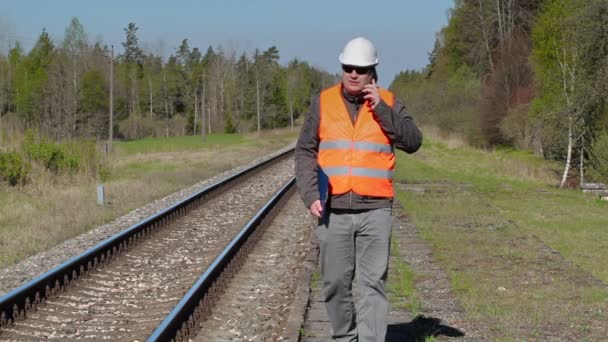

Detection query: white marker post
xmin=97 ymin=184 xmax=105 ymax=205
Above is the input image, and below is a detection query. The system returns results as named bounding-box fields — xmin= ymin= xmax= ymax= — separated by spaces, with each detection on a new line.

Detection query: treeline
xmin=0 ymin=18 xmax=338 ymax=142
xmin=390 ymin=0 xmax=608 ymax=186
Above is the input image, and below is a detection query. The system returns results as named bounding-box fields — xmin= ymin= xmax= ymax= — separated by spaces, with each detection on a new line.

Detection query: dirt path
xmin=389 ymin=202 xmax=485 ymax=341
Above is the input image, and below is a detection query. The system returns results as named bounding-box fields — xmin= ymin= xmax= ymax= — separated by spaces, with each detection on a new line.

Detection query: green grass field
xmin=395 ymin=135 xmax=608 ymax=339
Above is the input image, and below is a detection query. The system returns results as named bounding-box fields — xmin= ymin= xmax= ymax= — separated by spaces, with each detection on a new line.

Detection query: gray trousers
xmin=317 ymin=207 xmax=392 ymax=342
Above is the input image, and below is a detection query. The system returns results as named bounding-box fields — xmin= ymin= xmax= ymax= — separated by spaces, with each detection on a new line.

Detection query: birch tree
xmin=532 ymin=0 xmax=585 ymax=188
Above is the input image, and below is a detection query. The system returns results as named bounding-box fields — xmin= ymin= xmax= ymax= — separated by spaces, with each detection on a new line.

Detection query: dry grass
xmin=0 ymin=131 xmax=296 ymax=268
xmin=0 ymin=182 xmax=109 ymax=266
xmin=420 ymin=125 xmax=468 ymax=150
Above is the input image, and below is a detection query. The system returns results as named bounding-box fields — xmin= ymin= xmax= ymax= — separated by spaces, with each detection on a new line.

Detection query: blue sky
xmin=1 ymin=0 xmax=454 ymax=87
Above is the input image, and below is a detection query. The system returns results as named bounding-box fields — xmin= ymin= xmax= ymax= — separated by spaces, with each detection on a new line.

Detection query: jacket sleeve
xmin=373 ymin=97 xmax=422 ymax=154
xmin=295 ymin=95 xmax=321 ymax=208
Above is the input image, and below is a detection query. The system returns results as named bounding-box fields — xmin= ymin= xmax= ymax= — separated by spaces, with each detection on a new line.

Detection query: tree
xmin=6 ymin=42 xmax=23 ymax=114
xmin=571 ymin=0 xmax=608 ymax=184
xmin=15 ymin=29 xmax=54 ymax=129
xmin=80 ymin=69 xmax=108 ymax=137
xmin=63 ymin=17 xmax=88 ymax=134
xmin=0 ymin=22 xmax=339 ymax=141
xmin=588 ymin=130 xmax=608 ymax=183
xmin=120 ymin=23 xmax=144 ymax=118
xmin=175 ymin=39 xmax=197 ymax=134
xmin=480 ymin=29 xmax=535 ymax=146
xmin=0 ymin=56 xmax=5 ymax=142
xmin=532 ymin=0 xmax=587 ymax=188
xmin=235 ymin=52 xmax=255 ymax=133
xmin=253 ymin=46 xmax=283 ymax=130
xmin=286 ymin=59 xmax=307 ymax=130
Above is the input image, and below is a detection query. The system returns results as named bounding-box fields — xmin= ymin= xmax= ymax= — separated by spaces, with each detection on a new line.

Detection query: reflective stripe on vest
xmin=317 ymin=83 xmax=396 ymax=198
xmin=319 ymin=140 xmax=394 ymax=154
xmin=322 ymin=166 xmax=394 ymax=179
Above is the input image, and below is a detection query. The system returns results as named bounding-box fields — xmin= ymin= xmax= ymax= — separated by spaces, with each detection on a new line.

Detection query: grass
xmin=113 ymin=134 xmax=244 ymax=156
xmin=0 ymin=129 xmax=298 ymax=269
xmin=387 ymin=237 xmax=421 ymax=315
xmin=310 ymin=269 xmax=321 ymax=289
xmin=395 ymin=130 xmax=608 ymax=339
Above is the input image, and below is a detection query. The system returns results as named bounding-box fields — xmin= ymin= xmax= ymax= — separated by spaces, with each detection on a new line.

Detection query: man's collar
xmin=341 ymin=84 xmax=366 ymax=105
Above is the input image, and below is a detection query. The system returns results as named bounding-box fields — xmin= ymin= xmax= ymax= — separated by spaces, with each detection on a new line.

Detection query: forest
xmin=0 ymin=19 xmax=338 ymax=185
xmin=0 ymin=19 xmax=337 ymax=142
xmin=390 ymin=0 xmax=608 ymax=186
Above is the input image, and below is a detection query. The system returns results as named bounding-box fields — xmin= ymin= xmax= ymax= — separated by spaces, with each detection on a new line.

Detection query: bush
xmin=29 ymin=141 xmax=76 ymax=172
xmin=61 ymin=140 xmax=97 ymax=175
xmin=0 ymin=151 xmax=30 ymax=186
xmin=118 ymin=116 xmax=158 ymax=140
xmin=588 ymin=130 xmax=608 ymax=183
xmin=22 ymin=129 xmax=88 ymax=173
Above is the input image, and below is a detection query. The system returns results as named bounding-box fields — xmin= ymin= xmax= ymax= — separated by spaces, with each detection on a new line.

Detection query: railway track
xmin=0 ymin=148 xmax=312 ymax=341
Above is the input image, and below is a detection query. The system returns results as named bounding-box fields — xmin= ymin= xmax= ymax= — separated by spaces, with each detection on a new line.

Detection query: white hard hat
xmin=338 ymin=37 xmax=378 ymax=67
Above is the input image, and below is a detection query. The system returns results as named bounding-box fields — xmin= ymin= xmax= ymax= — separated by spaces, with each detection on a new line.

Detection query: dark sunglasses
xmin=342 ymin=65 xmax=373 ymax=75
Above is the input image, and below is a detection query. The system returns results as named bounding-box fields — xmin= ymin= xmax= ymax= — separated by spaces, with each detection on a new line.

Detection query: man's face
xmin=341 ymin=65 xmax=373 ymax=95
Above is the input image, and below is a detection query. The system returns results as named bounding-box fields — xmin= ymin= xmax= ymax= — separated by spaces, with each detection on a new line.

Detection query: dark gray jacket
xmin=295 ymin=85 xmax=422 ymax=210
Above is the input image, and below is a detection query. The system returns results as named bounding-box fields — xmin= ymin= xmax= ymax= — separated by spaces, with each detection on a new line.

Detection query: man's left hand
xmin=363 ymin=79 xmax=380 ymax=109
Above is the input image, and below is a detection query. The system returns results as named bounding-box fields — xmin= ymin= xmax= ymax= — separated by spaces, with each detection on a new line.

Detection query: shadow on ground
xmin=386 ymin=315 xmax=465 ymax=341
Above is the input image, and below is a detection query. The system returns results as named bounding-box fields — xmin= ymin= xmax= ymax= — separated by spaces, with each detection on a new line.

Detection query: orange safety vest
xmin=318 ymin=83 xmax=396 ymax=198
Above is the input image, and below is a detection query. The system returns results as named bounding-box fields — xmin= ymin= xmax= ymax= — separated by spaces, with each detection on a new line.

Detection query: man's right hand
xmin=309 ymin=200 xmax=324 ymax=218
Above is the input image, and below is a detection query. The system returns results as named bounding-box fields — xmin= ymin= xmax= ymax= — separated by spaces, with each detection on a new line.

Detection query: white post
xmin=97 ymin=184 xmax=105 ymax=205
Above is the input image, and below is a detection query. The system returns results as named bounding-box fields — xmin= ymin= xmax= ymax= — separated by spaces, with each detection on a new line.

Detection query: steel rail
xmin=147 ymin=177 xmax=295 ymax=342
xmin=0 ymin=148 xmax=294 ymax=328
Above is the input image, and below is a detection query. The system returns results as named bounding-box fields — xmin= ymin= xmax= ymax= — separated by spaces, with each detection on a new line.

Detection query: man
xmin=295 ymin=37 xmax=422 ymax=342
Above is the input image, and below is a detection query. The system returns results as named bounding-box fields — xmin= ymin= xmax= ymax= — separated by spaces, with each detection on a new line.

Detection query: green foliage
xmin=8 ymin=41 xmax=23 ymax=66
xmin=588 ymin=130 xmax=608 ymax=183
xmin=390 ymin=0 xmax=606 ymax=168
xmin=390 ymin=65 xmax=482 ymax=144
xmin=80 ymin=69 xmax=108 ymax=113
xmin=531 ymin=0 xmax=580 ymax=111
xmin=120 ymin=22 xmax=144 ymax=66
xmin=439 ymin=5 xmax=473 ymax=74
xmin=61 ymin=140 xmax=98 ymax=174
xmin=11 ymin=29 xmax=56 ymax=126
xmin=0 ymin=151 xmax=30 ymax=185
xmin=224 ymin=114 xmax=238 ymax=134
xmin=24 ymin=140 xmax=76 ymax=173
xmin=437 ymin=0 xmax=545 ymax=77
xmin=0 ymin=17 xmax=338 ymax=141
xmin=21 ymin=129 xmax=97 ymax=174
xmin=530 ymin=0 xmax=608 ymax=165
